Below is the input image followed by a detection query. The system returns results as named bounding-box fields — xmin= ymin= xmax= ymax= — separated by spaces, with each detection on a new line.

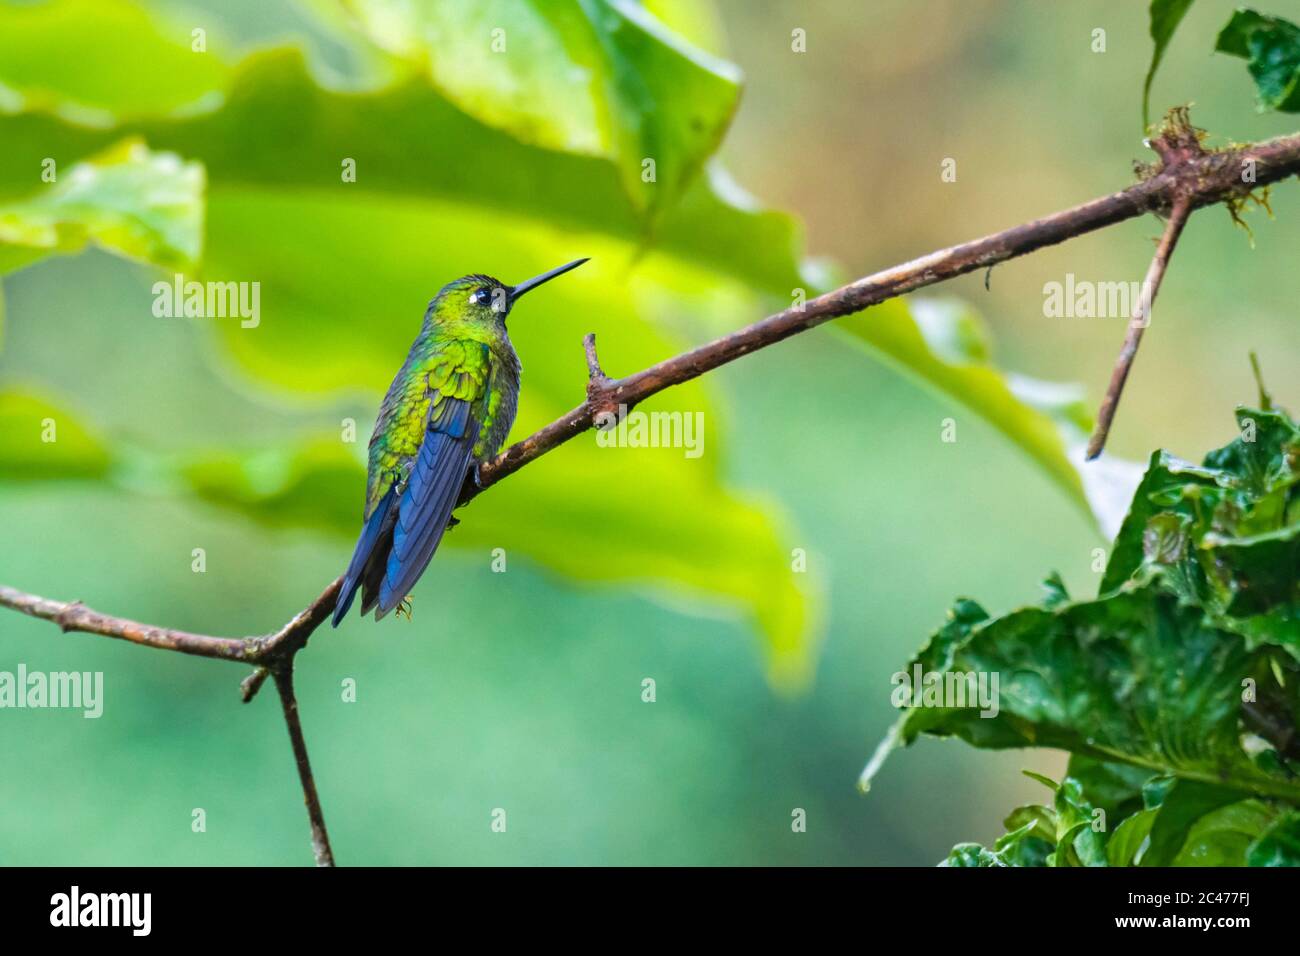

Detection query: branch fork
xmin=583 ymin=333 xmax=626 ymax=429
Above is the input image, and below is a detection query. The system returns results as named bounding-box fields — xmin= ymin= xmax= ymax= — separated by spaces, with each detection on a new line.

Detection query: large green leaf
xmin=1216 ymin=8 xmax=1300 ymax=112
xmin=0 ymin=0 xmax=1133 ymax=686
xmin=0 ymin=138 xmax=203 ymax=275
xmin=320 ymin=0 xmax=741 ymax=218
xmin=0 ymin=1 xmax=1108 ymax=524
xmin=0 ymin=0 xmax=228 ymax=122
xmin=1 ymin=45 xmax=804 ymax=294
xmin=861 ymin=583 xmax=1300 ymax=802
xmin=189 ymin=184 xmax=819 ymax=685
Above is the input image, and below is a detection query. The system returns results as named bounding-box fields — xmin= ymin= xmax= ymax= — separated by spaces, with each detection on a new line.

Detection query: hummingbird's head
xmin=426 ymin=258 xmax=589 ymax=330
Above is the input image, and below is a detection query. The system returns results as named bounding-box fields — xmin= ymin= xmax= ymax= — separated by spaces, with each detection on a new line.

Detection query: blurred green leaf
xmin=0 ymin=390 xmax=112 ymax=480
xmin=1143 ymin=0 xmax=1197 ymax=130
xmin=0 ymin=2 xmax=1123 ymax=539
xmin=319 ymin=0 xmax=741 ymax=217
xmin=1216 ymin=9 xmax=1300 ymax=112
xmin=2 ymin=45 xmax=804 ymax=293
xmin=0 ymin=0 xmax=228 ymax=123
xmin=0 ymin=139 xmax=203 ymax=274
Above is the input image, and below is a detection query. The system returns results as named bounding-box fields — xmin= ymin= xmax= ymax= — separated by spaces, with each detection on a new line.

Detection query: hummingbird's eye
xmin=471 ymin=288 xmax=491 ymax=306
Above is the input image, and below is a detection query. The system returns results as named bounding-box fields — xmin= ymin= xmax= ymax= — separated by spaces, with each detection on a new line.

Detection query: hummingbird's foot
xmin=446 ymin=515 xmax=461 ymax=530
xmin=395 ymin=596 xmax=414 ymax=620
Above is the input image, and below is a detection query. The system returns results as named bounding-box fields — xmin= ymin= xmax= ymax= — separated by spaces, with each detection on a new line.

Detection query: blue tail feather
xmin=331 ymin=487 xmax=397 ymax=627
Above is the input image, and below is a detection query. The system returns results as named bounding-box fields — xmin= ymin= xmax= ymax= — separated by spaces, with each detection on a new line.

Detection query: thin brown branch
xmin=0 ymin=577 xmax=341 ymax=668
xmin=3 ymin=125 xmax=1299 ymax=866
xmin=1085 ymin=193 xmax=1193 ymax=460
xmin=272 ymin=666 xmax=335 ymax=867
xmin=0 ymin=577 xmax=342 ymax=864
xmin=468 ymin=129 xmax=1300 ymax=497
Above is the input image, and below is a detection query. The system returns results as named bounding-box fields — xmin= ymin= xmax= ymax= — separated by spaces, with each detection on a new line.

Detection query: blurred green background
xmin=1 ymin=0 xmax=1296 ymax=865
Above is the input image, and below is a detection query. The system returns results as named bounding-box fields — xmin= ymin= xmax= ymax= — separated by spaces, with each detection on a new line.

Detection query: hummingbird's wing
xmin=374 ymin=396 xmax=480 ymax=617
xmin=332 ymin=340 xmax=491 ymax=626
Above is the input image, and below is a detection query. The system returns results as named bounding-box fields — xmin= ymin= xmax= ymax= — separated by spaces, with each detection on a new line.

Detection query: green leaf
xmin=317 ymin=0 xmax=741 ymax=217
xmin=1004 ymin=802 xmax=1057 ymax=845
xmin=190 ymin=185 xmax=819 ymax=685
xmin=0 ymin=0 xmax=228 ymax=123
xmin=1144 ymin=0 xmax=1197 ymax=130
xmin=1247 ymin=809 xmax=1300 ymax=865
xmin=945 ymin=775 xmax=1114 ymax=867
xmin=863 ymin=581 xmax=1300 ymax=802
xmin=1141 ymin=779 xmax=1245 ymax=866
xmin=0 ymin=1 xmax=816 ymax=684
xmin=0 ymin=391 xmax=112 ymax=481
xmin=1051 ymin=777 xmax=1108 ymax=866
xmin=1099 ymin=407 xmax=1300 ymax=652
xmin=1171 ymin=799 xmax=1278 ymax=865
xmin=1215 ymin=9 xmax=1300 ymax=112
xmin=1 ymin=46 xmax=804 ymax=295
xmin=1108 ymin=808 xmax=1158 ymax=866
xmin=1068 ymin=755 xmax=1154 ymax=822
xmin=1041 ymin=571 xmax=1071 ymax=609
xmin=0 ymin=139 xmax=203 ymax=274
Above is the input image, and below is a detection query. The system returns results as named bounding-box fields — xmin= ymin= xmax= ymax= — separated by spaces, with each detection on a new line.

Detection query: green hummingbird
xmin=331 ymin=258 xmax=589 ymax=625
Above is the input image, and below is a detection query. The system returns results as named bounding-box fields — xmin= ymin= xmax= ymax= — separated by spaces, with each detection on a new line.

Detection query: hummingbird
xmin=331 ymin=258 xmax=589 ymax=626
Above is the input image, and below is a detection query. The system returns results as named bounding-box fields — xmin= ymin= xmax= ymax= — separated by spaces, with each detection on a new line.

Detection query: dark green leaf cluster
xmin=869 ymin=402 xmax=1300 ymax=866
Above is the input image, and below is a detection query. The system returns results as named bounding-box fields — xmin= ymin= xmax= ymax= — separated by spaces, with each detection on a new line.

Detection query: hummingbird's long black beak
xmin=508 ymin=258 xmax=589 ymax=305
